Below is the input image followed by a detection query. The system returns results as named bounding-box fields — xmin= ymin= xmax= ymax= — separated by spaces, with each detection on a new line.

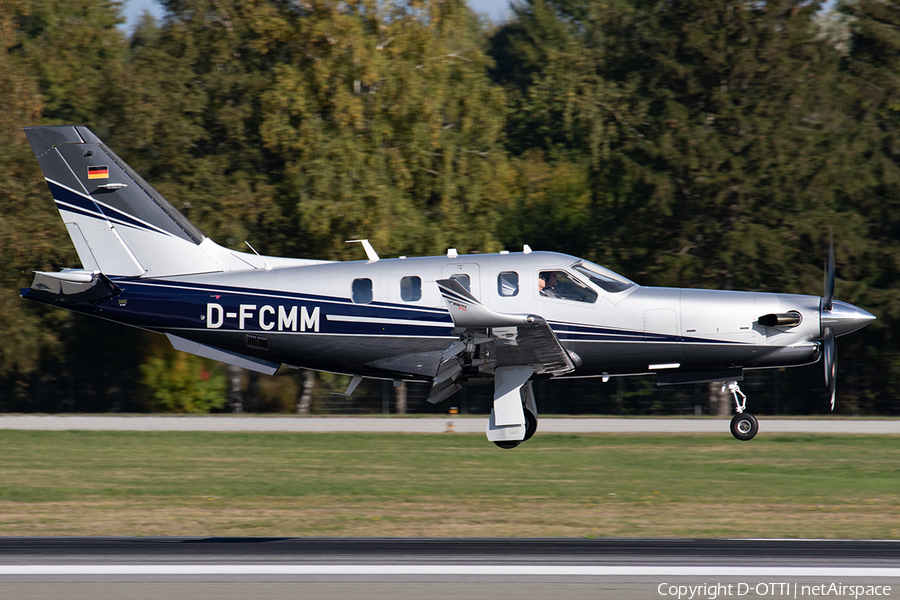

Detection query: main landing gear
xmin=493 ymin=409 xmax=538 ymax=449
xmin=724 ymin=381 xmax=758 ymax=441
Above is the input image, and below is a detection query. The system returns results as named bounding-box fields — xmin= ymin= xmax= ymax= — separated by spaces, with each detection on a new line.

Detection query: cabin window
xmin=498 ymin=272 xmax=519 ymax=297
xmin=450 ymin=273 xmax=470 ymax=292
xmin=352 ymin=278 xmax=373 ymax=304
xmin=538 ymin=270 xmax=598 ymax=303
xmin=400 ymin=276 xmax=422 ymax=302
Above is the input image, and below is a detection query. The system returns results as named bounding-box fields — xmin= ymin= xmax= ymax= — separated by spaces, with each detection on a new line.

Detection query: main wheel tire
xmin=493 ymin=440 xmax=521 ymax=449
xmin=523 ymin=410 xmax=538 ymax=442
xmin=730 ymin=413 xmax=759 ymax=441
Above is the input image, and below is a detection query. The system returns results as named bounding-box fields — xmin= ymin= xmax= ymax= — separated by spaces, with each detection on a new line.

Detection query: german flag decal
xmin=87 ymin=165 xmax=109 ymax=179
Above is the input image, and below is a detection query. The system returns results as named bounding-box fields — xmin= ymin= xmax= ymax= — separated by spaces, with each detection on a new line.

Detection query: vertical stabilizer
xmin=24 ymin=126 xmax=229 ymax=277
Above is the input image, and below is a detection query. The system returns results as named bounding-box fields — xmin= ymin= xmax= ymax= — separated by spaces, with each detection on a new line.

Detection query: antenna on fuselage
xmin=244 ymin=241 xmax=273 ymax=271
xmin=346 ymin=239 xmax=380 ymax=262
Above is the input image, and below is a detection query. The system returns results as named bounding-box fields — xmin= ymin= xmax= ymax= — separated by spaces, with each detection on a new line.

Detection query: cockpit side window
xmin=538 ymin=270 xmax=598 ymax=303
xmin=572 ymin=262 xmax=635 ymax=293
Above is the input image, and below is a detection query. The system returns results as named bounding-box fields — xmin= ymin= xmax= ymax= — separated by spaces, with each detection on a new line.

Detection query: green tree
xmin=9 ymin=0 xmax=128 ymax=133
xmin=489 ymin=0 xmax=645 ymax=263
xmin=259 ymin=0 xmax=511 ymax=259
xmin=491 ymin=1 xmax=860 ymax=291
xmin=592 ymin=0 xmax=851 ymax=291
xmin=0 ymin=0 xmax=78 ymax=385
xmin=140 ymin=338 xmax=228 ymax=413
xmin=829 ymin=0 xmax=900 ymax=412
xmin=120 ymin=0 xmax=288 ymax=254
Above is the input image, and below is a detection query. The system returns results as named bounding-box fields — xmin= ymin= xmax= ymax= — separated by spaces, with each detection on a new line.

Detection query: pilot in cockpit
xmin=539 ymin=271 xmax=561 ymax=298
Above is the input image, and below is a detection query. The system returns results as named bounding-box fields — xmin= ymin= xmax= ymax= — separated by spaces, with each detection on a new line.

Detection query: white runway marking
xmin=3 ymin=565 xmax=900 ymax=577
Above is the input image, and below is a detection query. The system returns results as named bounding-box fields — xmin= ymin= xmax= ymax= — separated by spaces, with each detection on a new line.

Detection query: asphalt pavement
xmin=1 ymin=538 xmax=899 ymax=600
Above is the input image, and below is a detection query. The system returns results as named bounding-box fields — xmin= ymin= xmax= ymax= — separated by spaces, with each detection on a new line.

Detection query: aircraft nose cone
xmin=821 ymin=300 xmax=876 ymax=337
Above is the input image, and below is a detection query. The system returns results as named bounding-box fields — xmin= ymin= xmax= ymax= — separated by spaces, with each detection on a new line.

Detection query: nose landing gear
xmin=724 ymin=381 xmax=758 ymax=441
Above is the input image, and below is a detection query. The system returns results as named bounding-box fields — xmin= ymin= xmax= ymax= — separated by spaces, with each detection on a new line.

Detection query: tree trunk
xmin=245 ymin=371 xmax=259 ymax=412
xmin=710 ymin=382 xmax=732 ymax=416
xmin=395 ymin=381 xmax=408 ymax=414
xmin=228 ymin=364 xmax=244 ymax=414
xmin=296 ymin=370 xmax=315 ymax=415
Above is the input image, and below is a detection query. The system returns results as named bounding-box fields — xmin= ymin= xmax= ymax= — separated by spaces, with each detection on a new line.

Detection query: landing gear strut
xmin=724 ymin=381 xmax=758 ymax=441
xmin=491 ymin=378 xmax=539 ymax=450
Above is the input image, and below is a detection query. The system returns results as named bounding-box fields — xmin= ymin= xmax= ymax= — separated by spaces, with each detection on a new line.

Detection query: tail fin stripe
xmin=54 ymin=200 xmax=106 ymax=223
xmin=48 ymin=179 xmax=179 ymax=239
xmin=46 ymin=178 xmax=98 ymax=212
xmin=55 ymin=199 xmax=160 ymax=237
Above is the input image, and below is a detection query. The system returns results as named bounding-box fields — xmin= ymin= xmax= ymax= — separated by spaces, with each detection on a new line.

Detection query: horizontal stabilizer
xmin=166 ymin=333 xmax=281 ymax=375
xmin=25 ymin=270 xmax=121 ymax=305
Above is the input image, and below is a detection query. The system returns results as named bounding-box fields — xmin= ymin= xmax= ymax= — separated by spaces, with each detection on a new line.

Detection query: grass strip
xmin=0 ymin=431 xmax=897 ymax=538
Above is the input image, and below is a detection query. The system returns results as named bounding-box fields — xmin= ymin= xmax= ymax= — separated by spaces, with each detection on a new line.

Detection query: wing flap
xmin=493 ymin=319 xmax=575 ymax=375
xmin=435 ymin=279 xmax=575 ymax=377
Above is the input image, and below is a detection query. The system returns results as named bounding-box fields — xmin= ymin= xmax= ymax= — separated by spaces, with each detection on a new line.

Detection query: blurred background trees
xmin=1 ymin=0 xmax=898 ymax=415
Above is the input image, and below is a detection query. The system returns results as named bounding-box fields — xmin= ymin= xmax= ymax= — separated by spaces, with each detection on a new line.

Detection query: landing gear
xmin=523 ymin=408 xmax=538 ymax=442
xmin=724 ymin=381 xmax=758 ymax=441
xmin=493 ymin=409 xmax=537 ymax=449
xmin=730 ymin=413 xmax=758 ymax=441
xmin=493 ymin=439 xmax=521 ymax=449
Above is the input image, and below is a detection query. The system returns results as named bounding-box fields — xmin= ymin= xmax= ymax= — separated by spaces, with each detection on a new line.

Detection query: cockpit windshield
xmin=572 ymin=261 xmax=636 ymax=294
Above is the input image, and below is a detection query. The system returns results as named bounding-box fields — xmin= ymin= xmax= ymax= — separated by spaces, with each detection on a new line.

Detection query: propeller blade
xmin=823 ymin=327 xmax=837 ymax=410
xmin=823 ymin=234 xmax=835 ymax=312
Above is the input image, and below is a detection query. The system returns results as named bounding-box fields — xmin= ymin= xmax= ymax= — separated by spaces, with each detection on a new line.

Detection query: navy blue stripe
xmin=49 ymin=181 xmax=99 ymax=215
xmin=122 ymin=279 xmax=451 ymax=317
xmin=55 ymin=200 xmax=103 ymax=222
xmin=49 ymin=181 xmax=170 ymax=237
xmin=115 ymin=281 xmax=453 ymax=330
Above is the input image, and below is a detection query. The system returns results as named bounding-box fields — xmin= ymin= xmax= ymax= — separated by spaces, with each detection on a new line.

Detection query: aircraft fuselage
xmin=41 ymin=251 xmax=840 ymax=385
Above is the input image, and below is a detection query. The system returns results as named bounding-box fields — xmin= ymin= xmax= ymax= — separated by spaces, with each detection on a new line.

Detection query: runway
xmin=0 ymin=415 xmax=897 ymax=434
xmin=1 ymin=538 xmax=898 ymax=600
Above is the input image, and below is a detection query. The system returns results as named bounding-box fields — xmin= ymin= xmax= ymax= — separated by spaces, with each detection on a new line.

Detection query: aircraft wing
xmin=430 ymin=279 xmax=575 ymax=403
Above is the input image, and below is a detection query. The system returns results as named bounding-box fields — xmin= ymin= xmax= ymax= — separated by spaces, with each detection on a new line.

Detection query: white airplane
xmin=21 ymin=126 xmax=876 ymax=447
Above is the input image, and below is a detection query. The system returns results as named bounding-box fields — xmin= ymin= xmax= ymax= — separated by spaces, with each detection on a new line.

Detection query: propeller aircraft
xmin=20 ymin=126 xmax=876 ymax=447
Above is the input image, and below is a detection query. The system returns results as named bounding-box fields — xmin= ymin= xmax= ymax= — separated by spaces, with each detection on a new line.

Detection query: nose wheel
xmin=730 ymin=412 xmax=758 ymax=441
xmin=724 ymin=381 xmax=758 ymax=441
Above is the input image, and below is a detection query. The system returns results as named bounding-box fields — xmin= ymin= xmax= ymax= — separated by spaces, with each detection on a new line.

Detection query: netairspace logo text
xmin=658 ymin=583 xmax=892 ymax=600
